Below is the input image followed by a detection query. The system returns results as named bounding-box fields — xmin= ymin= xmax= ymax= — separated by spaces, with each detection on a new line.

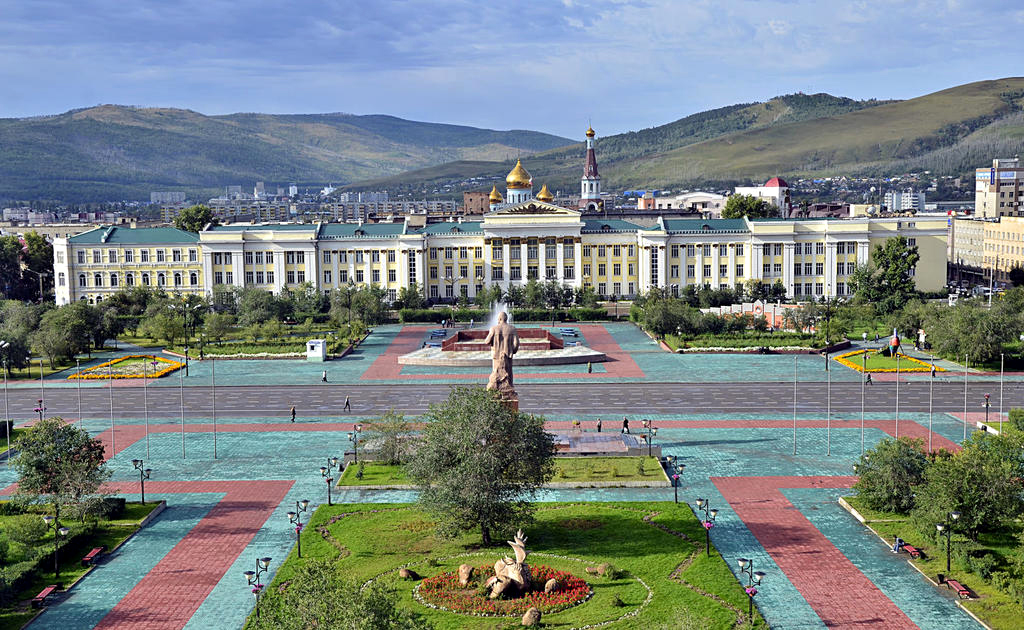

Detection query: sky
xmin=2 ymin=0 xmax=1024 ymax=139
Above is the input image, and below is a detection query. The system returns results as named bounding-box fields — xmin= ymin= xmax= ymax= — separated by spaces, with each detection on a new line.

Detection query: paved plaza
xmin=0 ymin=323 xmax=1010 ymax=629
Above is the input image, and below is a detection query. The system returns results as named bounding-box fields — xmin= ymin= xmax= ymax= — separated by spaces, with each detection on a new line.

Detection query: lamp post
xmin=983 ymin=393 xmax=991 ymax=427
xmin=183 ymin=346 xmax=189 ymax=377
xmin=694 ymin=498 xmax=718 ymax=557
xmin=75 ymin=358 xmax=82 ymax=428
xmin=35 ymin=399 xmax=45 ymax=422
xmin=936 ymin=511 xmax=961 ymax=574
xmin=348 ymin=424 xmax=363 ymax=463
xmin=1 ymin=341 xmax=9 ymax=468
xmin=737 ymin=558 xmax=766 ymax=622
xmin=861 ymin=350 xmax=867 ymax=454
xmin=286 ymin=499 xmax=310 ymax=558
xmin=243 ymin=557 xmax=272 ymax=620
xmin=319 ymin=457 xmax=339 ymax=506
xmin=132 ymin=459 xmax=152 ymax=504
xmin=641 ymin=419 xmax=657 ymax=457
xmin=666 ymin=457 xmax=685 ymax=504
xmin=42 ymin=513 xmax=70 ymax=581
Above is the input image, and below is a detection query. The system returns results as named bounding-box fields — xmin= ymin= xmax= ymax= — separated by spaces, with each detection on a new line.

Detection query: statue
xmin=484 ymin=529 xmax=532 ymax=598
xmin=483 ymin=311 xmax=519 ymax=399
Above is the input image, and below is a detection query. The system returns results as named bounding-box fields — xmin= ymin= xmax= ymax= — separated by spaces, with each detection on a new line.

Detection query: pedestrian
xmin=470 ymin=318 xmax=474 ymax=329
xmin=290 ymin=406 xmax=296 ymax=423
xmin=875 ymin=333 xmax=879 ymax=342
xmin=321 ymin=370 xmax=328 ymax=383
xmin=344 ymin=395 xmax=351 ymax=412
xmin=930 ymin=365 xmax=936 ymax=378
xmin=596 ymin=418 xmax=602 ymax=433
xmin=572 ymin=418 xmax=581 ymax=432
xmin=621 ymin=417 xmax=629 ymax=434
xmin=865 ymin=373 xmax=872 ymax=385
xmin=587 ymin=361 xmax=593 ymax=374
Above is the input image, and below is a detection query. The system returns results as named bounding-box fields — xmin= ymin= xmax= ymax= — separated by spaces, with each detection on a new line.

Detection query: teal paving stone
xmin=782 ymin=487 xmax=981 ymax=629
xmin=28 ymin=493 xmax=218 ymax=630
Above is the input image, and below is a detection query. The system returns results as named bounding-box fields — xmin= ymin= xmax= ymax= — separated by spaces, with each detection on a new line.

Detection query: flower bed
xmin=416 ymin=564 xmax=591 ymax=616
xmin=69 ymin=355 xmax=184 ymax=379
xmin=834 ymin=349 xmax=945 ymax=373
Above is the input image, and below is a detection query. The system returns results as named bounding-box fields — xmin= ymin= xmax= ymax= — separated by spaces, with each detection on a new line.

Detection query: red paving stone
xmin=361 ymin=324 xmax=644 ymax=381
xmin=714 ymin=475 xmax=917 ymax=630
xmin=94 ymin=480 xmax=293 ymax=630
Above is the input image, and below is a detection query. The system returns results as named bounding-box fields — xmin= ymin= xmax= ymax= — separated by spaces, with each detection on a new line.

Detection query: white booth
xmin=306 ymin=339 xmax=327 ymax=362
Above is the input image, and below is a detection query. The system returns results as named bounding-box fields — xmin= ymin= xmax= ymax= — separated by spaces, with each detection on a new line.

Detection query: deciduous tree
xmin=721 ymin=194 xmax=774 ymax=219
xmin=14 ymin=417 xmax=111 ymax=516
xmin=853 ymin=437 xmax=928 ymax=514
xmin=849 ymin=237 xmax=920 ymax=314
xmin=172 ymin=204 xmax=217 ymax=233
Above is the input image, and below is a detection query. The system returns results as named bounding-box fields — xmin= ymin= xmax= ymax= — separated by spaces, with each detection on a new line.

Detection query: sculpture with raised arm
xmin=483 ymin=311 xmax=520 ymax=401
xmin=485 ymin=529 xmax=532 ymax=598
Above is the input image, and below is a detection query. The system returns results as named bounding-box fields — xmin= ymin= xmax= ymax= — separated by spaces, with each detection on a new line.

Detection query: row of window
xmin=76 ymin=248 xmax=198 ymax=264
xmin=323 ymin=250 xmax=397 ymax=264
xmin=74 ymin=271 xmax=199 ymax=288
xmin=668 ymin=244 xmax=744 ymax=258
xmin=483 ymin=267 xmax=577 ymax=282
xmin=664 ymin=264 xmax=746 ymax=279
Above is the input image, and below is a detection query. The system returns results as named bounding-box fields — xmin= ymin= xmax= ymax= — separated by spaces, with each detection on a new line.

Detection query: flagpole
xmin=792 ymin=355 xmax=797 ymax=455
xmin=999 ymin=353 xmax=1004 ymax=434
xmin=963 ymin=354 xmax=968 ymax=442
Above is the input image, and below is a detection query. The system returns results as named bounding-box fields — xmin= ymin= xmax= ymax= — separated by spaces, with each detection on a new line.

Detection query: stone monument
xmin=484 ymin=529 xmax=532 ymax=599
xmin=483 ymin=311 xmax=520 ymax=407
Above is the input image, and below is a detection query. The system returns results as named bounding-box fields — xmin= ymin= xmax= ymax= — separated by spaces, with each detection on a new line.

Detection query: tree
xmin=237 ymin=287 xmax=284 ymax=326
xmin=912 ymin=432 xmax=1024 ymax=540
xmin=21 ymin=231 xmax=54 ymax=301
xmin=253 ymin=559 xmax=433 ymax=630
xmin=329 ymin=284 xmax=357 ymax=324
xmin=351 ymin=285 xmax=388 ymax=324
xmin=406 ymin=386 xmax=555 ymax=545
xmin=394 ymin=283 xmax=426 ymax=310
xmin=523 ymin=278 xmax=545 ymax=309
xmin=852 ymin=437 xmax=928 ymax=514
xmin=0 ymin=235 xmax=22 ymax=299
xmin=721 ymin=194 xmax=774 ymax=219
xmin=14 ymin=417 xmax=111 ymax=516
xmin=202 ymin=312 xmax=235 ymax=342
xmin=573 ymin=285 xmax=600 ymax=308
xmin=1008 ymin=265 xmax=1024 ymax=287
xmin=642 ymin=298 xmax=690 ymax=339
xmin=369 ymin=409 xmax=414 ymax=465
xmin=141 ymin=313 xmax=185 ymax=346
xmin=173 ymin=204 xmax=217 ymax=233
xmin=848 ymin=237 xmax=920 ymax=314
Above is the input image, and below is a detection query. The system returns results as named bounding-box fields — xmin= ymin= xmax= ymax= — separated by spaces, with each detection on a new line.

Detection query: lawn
xmin=843 ymin=495 xmax=1022 ymax=630
xmin=0 ymin=428 xmax=27 ymax=456
xmin=251 ymin=502 xmax=764 ymax=629
xmin=833 ymin=350 xmax=939 ymax=373
xmin=665 ymin=332 xmax=816 ymax=351
xmin=338 ymin=458 xmax=666 ymax=486
xmin=3 ymin=360 xmax=76 ymax=381
xmin=0 ymin=501 xmax=160 ymax=628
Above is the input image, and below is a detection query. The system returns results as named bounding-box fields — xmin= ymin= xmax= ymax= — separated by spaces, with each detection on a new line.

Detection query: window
xmin=546 ymin=245 xmax=556 ymax=258
xmin=546 ymin=266 xmax=556 ymax=279
xmin=266 ymin=252 xmax=273 ymax=264
xmin=245 ymin=271 xmax=254 ymax=284
xmin=459 ymin=247 xmax=468 ymax=259
xmin=77 ymin=251 xmax=85 ymax=264
xmin=703 ymin=264 xmax=711 ymax=277
xmin=847 ymin=262 xmax=856 ymax=275
xmin=245 ymin=252 xmax=254 ymax=264
xmin=190 ymin=272 xmax=198 ymax=286
xmin=702 ymin=244 xmax=711 ymax=257
xmin=266 ymin=271 xmax=274 ymax=284
xmin=172 ymin=249 xmax=182 ymax=262
xmin=687 ymin=264 xmax=695 ymax=278
xmin=371 ymin=270 xmax=379 ymax=283
xmin=296 ymin=270 xmax=305 ymax=283
xmin=815 ymin=282 xmax=823 ymax=296
xmin=492 ymin=245 xmax=503 ymax=260
xmin=816 ymin=243 xmax=824 ymax=255
xmin=670 ymin=264 xmax=679 ymax=278
xmin=527 ymin=246 xmax=538 ymax=259
xmin=720 ymin=264 xmax=728 ymax=277
xmin=255 ymin=251 xmax=264 ymax=264
xmin=613 ymin=245 xmax=621 ymax=257
xmin=736 ymin=264 xmax=744 ymax=277
xmin=225 ymin=272 xmax=233 ymax=285
xmin=583 ymin=263 xmax=591 ymax=276
xmin=612 ymin=282 xmax=621 ymax=296
xmin=58 ymin=272 xmax=65 ymax=287
xmin=126 ymin=273 xmax=134 ymax=286
xmin=598 ymin=246 xmax=606 ymax=257
xmin=110 ymin=273 xmax=118 ymax=287
xmin=372 ymin=251 xmax=380 ymax=262
xmin=92 ymin=250 xmax=101 ymax=263
xmin=837 ymin=282 xmax=847 ymax=296
xmin=388 ymin=269 xmax=396 ymax=282
xmin=174 ymin=272 xmax=182 ymax=287
xmin=286 ymin=252 xmax=295 ymax=264
xmin=429 ymin=267 xmax=438 ymax=279
xmin=189 ymin=249 xmax=198 ymax=262
xmin=94 ymin=273 xmax=102 ymax=286
xmin=582 ymin=246 xmax=591 ymax=257
xmin=109 ymin=250 xmax=118 ymax=263
xmin=686 ymin=244 xmax=695 ymax=257
xmin=287 ymin=271 xmax=295 ymax=284
xmin=613 ymin=263 xmax=621 ymax=276
xmin=78 ymin=274 xmax=86 ymax=287
xmin=491 ymin=268 xmax=503 ymax=281
xmin=763 ymin=263 xmax=771 ymax=276
xmin=510 ymin=266 xmax=521 ymax=280
xmin=804 ymin=282 xmax=812 ymax=295
xmin=908 ymin=238 xmax=917 ymax=246
xmin=388 ymin=250 xmax=396 ymax=262
xmin=598 ymin=263 xmax=606 ymax=275
xmin=815 ymin=263 xmax=824 ymax=276
xmin=562 ymin=243 xmax=573 ymax=258
xmin=213 ymin=252 xmax=222 ymax=265
xmin=671 ymin=245 xmax=679 ymax=258
xmin=773 ymin=263 xmax=782 ymax=276
xmin=143 ymin=273 xmax=151 ymax=286
xmin=475 ymin=265 xmax=483 ymax=279
xmin=141 ymin=250 xmax=150 ymax=262
xmin=474 ymin=247 xmax=482 ymax=258
xmin=804 ymin=262 xmax=813 ymax=275
xmin=527 ymin=266 xmax=538 ymax=280
xmin=445 ymin=247 xmax=453 ymax=260
xmin=124 ymin=250 xmax=133 ymax=263
xmin=773 ymin=244 xmax=782 ymax=256
xmin=836 ymin=262 xmax=845 ymax=275
xmin=598 ymin=282 xmax=606 ymax=296
xmin=794 ymin=284 xmax=803 ymax=296
xmin=156 ymin=250 xmax=165 ymax=262
xmin=322 ymin=251 xmax=330 ymax=264
xmin=564 ymin=267 xmax=575 ymax=279
xmin=355 ymin=251 xmax=364 ymax=263
xmin=429 ymin=285 xmax=438 ymax=298
xmin=794 ymin=263 xmax=802 ymax=276
xmin=256 ymin=271 xmax=265 ymax=284
xmin=296 ymin=252 xmax=304 ymax=264
xmin=628 ymin=245 xmax=635 ymax=257
xmin=735 ymin=244 xmax=744 ymax=256
xmin=157 ymin=273 xmax=166 ymax=287
xmin=510 ymin=247 xmax=521 ymax=260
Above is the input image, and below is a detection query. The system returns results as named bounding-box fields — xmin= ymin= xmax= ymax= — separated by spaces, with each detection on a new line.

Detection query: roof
xmin=581 ymin=219 xmax=642 ymax=233
xmin=69 ymin=226 xmax=199 ymax=244
xmin=416 ymin=221 xmax=483 ymax=235
xmin=320 ymin=223 xmax=407 ymax=238
xmin=764 ymin=177 xmax=789 ymax=188
xmin=208 ymin=223 xmax=316 ymax=232
xmin=662 ymin=218 xmax=748 ymax=233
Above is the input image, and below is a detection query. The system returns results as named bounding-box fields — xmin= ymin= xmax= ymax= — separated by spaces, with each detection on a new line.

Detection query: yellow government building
xmin=54 ymin=129 xmax=948 ymax=305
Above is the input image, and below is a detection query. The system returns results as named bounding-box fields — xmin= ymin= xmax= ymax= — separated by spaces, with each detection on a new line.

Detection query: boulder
xmin=544 ymin=578 xmax=559 ymax=594
xmin=458 ymin=563 xmax=474 ymax=587
xmin=521 ymin=607 xmax=542 ymax=626
xmin=585 ymin=566 xmax=600 ymax=575
xmin=397 ymin=568 xmax=420 ymax=580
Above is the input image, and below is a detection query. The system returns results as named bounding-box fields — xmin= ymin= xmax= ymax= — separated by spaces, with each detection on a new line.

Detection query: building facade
xmin=884 ymin=189 xmax=926 ymax=213
xmin=975 ymin=158 xmax=1024 ymax=218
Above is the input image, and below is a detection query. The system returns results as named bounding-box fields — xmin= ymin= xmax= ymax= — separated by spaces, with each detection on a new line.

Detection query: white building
xmin=975 ymin=158 xmax=1024 ymax=218
xmin=734 ymin=177 xmax=791 ymax=214
xmin=884 ymin=189 xmax=925 ymax=213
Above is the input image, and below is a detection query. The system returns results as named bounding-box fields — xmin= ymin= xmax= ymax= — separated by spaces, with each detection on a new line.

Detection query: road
xmin=2 ymin=381 xmax=1021 ymax=419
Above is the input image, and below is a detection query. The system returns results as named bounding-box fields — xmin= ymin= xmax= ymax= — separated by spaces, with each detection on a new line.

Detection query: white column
xmin=231 ymin=251 xmax=243 ymax=287
xmin=416 ymin=249 xmax=426 ymax=289
xmin=695 ymin=245 xmax=704 ymax=287
xmin=483 ymin=243 xmax=492 ymax=289
xmin=556 ymin=240 xmax=565 ymax=283
xmin=573 ymin=239 xmax=582 ymax=287
xmin=728 ymin=243 xmax=737 ymax=289
xmin=332 ymin=250 xmax=340 ymax=290
xmin=274 ymin=250 xmax=285 ymax=293
xmin=520 ymin=242 xmax=528 ymax=285
xmin=347 ymin=250 xmax=356 ymax=285
xmin=502 ymin=243 xmax=511 ymax=290
xmin=539 ymin=240 xmax=547 ymax=281
xmin=825 ymin=243 xmax=837 ymax=297
xmin=364 ymin=250 xmax=372 ymax=286
xmin=306 ymin=247 xmax=317 ymax=287
xmin=399 ymin=247 xmax=409 ymax=289
xmin=783 ymin=244 xmax=794 ymax=296
xmin=657 ymin=245 xmax=667 ymax=289
xmin=711 ymin=243 xmax=720 ymax=288
xmin=752 ymin=244 xmax=764 ymax=280
xmin=202 ymin=252 xmax=214 ymax=296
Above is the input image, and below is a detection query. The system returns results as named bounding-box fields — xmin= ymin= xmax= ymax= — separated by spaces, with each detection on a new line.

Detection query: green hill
xmin=351 ymin=79 xmax=1024 ymax=195
xmin=0 ymin=106 xmax=573 ymax=201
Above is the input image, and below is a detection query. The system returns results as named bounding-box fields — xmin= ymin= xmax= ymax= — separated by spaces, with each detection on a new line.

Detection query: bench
xmin=902 ymin=544 xmax=922 ymax=559
xmin=423 ymin=341 xmax=441 ymax=348
xmin=31 ymin=585 xmax=56 ymax=609
xmin=946 ymin=579 xmax=971 ymax=599
xmin=559 ymin=329 xmax=578 ymax=336
xmin=82 ymin=546 xmax=104 ymax=566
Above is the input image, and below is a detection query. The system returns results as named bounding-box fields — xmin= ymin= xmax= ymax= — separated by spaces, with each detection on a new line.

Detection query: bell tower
xmin=579 ymin=126 xmax=601 ymax=212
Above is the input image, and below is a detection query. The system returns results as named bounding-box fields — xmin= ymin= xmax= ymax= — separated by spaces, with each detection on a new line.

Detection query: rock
xmin=521 ymin=607 xmax=542 ymax=626
xmin=585 ymin=566 xmax=600 ymax=575
xmin=597 ymin=562 xmax=610 ymax=576
xmin=397 ymin=568 xmax=420 ymax=580
xmin=458 ymin=563 xmax=474 ymax=587
xmin=544 ymin=578 xmax=559 ymax=593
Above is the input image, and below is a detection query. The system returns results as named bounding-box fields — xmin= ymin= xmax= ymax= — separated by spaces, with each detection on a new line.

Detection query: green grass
xmin=253 ymin=502 xmax=764 ymax=629
xmin=0 ymin=428 xmax=27 ymax=455
xmin=0 ymin=502 xmax=160 ymax=625
xmin=3 ymin=360 xmax=76 ymax=380
xmin=665 ymin=332 xmax=816 ymax=351
xmin=842 ymin=495 xmax=1022 ymax=629
xmin=834 ymin=350 xmax=936 ymax=372
xmin=339 ymin=458 xmax=666 ymax=486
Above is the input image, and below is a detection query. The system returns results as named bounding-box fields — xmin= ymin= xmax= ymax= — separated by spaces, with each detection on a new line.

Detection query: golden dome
xmin=536 ymin=183 xmax=553 ymax=202
xmin=505 ymin=159 xmax=532 ymax=189
xmin=586 ymin=126 xmax=596 ymax=138
xmin=488 ymin=185 xmax=503 ymax=203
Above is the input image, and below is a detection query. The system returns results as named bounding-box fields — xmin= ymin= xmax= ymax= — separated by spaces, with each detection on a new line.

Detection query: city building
xmin=53 ymin=226 xmax=204 ymax=304
xmin=734 ymin=178 xmax=792 ymax=214
xmin=150 ymin=191 xmax=187 ymax=204
xmin=975 ymin=158 xmax=1024 ymax=218
xmin=463 ymin=191 xmax=491 ymax=215
xmin=579 ymin=126 xmax=601 ymax=212
xmin=983 ymin=216 xmax=1024 ymax=285
xmin=636 ymin=192 xmax=727 ymax=215
xmin=884 ymin=189 xmax=925 ymax=213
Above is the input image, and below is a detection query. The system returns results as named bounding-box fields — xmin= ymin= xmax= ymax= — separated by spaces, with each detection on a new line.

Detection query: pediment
xmin=486 ymin=201 xmax=581 ymax=217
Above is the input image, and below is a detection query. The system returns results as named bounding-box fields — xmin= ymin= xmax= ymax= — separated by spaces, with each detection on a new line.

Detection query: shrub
xmin=1009 ymin=408 xmax=1024 ymax=433
xmin=567 ymin=307 xmax=608 ymax=321
xmin=4 ymin=514 xmax=48 ymax=544
xmin=399 ymin=308 xmax=451 ymax=323
xmin=610 ymin=593 xmax=626 ymax=607
xmin=853 ymin=437 xmax=928 ymax=514
xmin=967 ymin=552 xmax=999 ymax=581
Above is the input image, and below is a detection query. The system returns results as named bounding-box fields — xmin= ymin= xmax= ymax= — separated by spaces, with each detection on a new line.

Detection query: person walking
xmin=596 ymin=418 xmax=602 ymax=433
xmin=587 ymin=361 xmax=593 ymax=374
xmin=344 ymin=395 xmax=351 ymax=412
xmin=621 ymin=417 xmax=629 ymax=434
xmin=321 ymin=370 xmax=328 ymax=383
xmin=290 ymin=406 xmax=296 ymax=423
xmin=865 ymin=373 xmax=872 ymax=385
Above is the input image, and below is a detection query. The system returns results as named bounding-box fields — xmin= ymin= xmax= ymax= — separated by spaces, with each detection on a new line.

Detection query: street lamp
xmin=242 ymin=556 xmax=272 ymax=620
xmin=1 ymin=341 xmax=9 ymax=468
xmin=34 ymin=399 xmax=45 ymax=422
xmin=667 ymin=456 xmax=685 ymax=503
xmin=42 ymin=514 xmax=70 ymax=581
xmin=319 ymin=457 xmax=339 ymax=506
xmin=183 ymin=346 xmax=189 ymax=377
xmin=348 ymin=424 xmax=363 ymax=463
xmin=641 ymin=419 xmax=658 ymax=458
xmin=936 ymin=511 xmax=961 ymax=574
xmin=982 ymin=393 xmax=991 ymax=427
xmin=737 ymin=558 xmax=766 ymax=622
xmin=694 ymin=498 xmax=719 ymax=557
xmin=286 ymin=499 xmax=310 ymax=558
xmin=132 ymin=459 xmax=152 ymax=504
